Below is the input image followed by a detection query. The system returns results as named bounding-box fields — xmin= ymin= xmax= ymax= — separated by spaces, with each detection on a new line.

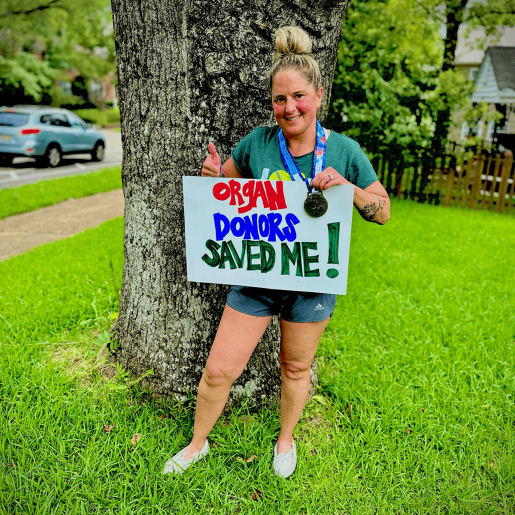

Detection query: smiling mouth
xmin=285 ymin=115 xmax=301 ymax=121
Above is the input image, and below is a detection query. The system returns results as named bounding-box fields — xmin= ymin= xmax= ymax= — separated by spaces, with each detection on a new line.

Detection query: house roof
xmin=488 ymin=47 xmax=515 ymax=91
xmin=471 ymin=47 xmax=515 ymax=103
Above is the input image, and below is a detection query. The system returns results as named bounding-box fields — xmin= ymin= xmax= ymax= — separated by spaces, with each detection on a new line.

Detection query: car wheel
xmin=91 ymin=142 xmax=105 ymax=162
xmin=0 ymin=154 xmax=13 ymax=167
xmin=40 ymin=145 xmax=62 ymax=168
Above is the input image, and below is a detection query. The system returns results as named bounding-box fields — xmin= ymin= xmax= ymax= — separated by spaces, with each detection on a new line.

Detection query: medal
xmin=278 ymin=119 xmax=328 ymax=217
xmin=304 ymin=191 xmax=328 ymax=218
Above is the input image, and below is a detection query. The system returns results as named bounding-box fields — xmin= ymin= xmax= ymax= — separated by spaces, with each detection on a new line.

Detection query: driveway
xmin=0 ymin=129 xmax=122 ymax=190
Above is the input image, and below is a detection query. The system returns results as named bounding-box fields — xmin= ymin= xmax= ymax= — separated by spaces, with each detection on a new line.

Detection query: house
xmin=58 ymin=69 xmax=117 ymax=108
xmin=451 ymin=23 xmax=515 ymax=152
xmin=469 ymin=47 xmax=515 ymax=152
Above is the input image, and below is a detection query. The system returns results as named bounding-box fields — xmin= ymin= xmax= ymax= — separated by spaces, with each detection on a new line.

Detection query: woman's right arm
xmin=201 ymin=142 xmax=242 ymax=179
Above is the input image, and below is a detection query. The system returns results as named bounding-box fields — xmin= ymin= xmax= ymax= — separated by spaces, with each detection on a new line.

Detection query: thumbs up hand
xmin=201 ymin=142 xmax=223 ymax=177
xmin=208 ymin=142 xmax=220 ymax=165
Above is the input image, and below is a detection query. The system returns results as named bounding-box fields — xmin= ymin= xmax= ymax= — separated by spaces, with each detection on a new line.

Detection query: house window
xmin=461 ymin=122 xmax=469 ymax=140
xmin=496 ymin=119 xmax=508 ymax=134
xmin=90 ymin=80 xmax=103 ymax=96
xmin=469 ymin=67 xmax=479 ymax=81
xmin=486 ymin=121 xmax=495 ymax=141
xmin=461 ymin=120 xmax=485 ymax=140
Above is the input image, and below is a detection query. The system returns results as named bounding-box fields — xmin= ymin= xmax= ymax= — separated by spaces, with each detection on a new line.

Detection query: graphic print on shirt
xmin=267 ymin=169 xmax=306 ymax=182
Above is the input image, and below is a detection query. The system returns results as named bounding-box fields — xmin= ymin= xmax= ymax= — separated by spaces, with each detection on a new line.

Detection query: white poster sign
xmin=183 ymin=177 xmax=354 ymax=295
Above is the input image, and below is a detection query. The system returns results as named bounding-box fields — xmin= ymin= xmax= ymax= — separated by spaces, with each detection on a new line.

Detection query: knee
xmin=281 ymin=360 xmax=311 ymax=382
xmin=203 ymin=362 xmax=240 ymax=388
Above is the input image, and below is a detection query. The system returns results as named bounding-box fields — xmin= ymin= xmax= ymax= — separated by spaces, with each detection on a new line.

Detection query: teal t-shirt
xmin=231 ymin=125 xmax=378 ymax=190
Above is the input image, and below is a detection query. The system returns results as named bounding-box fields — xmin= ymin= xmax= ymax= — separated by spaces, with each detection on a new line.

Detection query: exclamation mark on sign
xmin=326 ymin=222 xmax=340 ymax=278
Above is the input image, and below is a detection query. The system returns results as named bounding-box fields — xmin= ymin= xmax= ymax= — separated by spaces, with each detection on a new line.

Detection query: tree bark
xmin=109 ymin=0 xmax=349 ymax=407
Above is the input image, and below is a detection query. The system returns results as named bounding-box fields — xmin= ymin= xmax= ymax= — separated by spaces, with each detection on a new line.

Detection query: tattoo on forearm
xmin=359 ymin=195 xmax=385 ymax=220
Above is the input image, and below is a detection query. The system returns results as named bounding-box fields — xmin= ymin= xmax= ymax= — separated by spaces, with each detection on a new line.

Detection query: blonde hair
xmin=268 ymin=26 xmax=323 ymax=92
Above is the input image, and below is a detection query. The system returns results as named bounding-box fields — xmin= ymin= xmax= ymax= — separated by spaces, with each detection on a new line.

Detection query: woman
xmin=164 ymin=26 xmax=390 ymax=478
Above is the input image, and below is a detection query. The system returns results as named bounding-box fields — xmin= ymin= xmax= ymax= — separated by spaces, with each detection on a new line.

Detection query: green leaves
xmin=328 ymin=0 xmax=447 ymax=158
xmin=0 ymin=52 xmax=55 ymax=101
xmin=0 ymin=0 xmax=115 ymax=104
xmin=95 ymin=330 xmax=111 ymax=347
xmin=312 ymin=395 xmax=328 ymax=405
xmin=465 ymin=0 xmax=515 ymax=38
xmin=326 ymin=0 xmax=491 ymax=159
xmin=464 ymin=101 xmax=504 ymax=127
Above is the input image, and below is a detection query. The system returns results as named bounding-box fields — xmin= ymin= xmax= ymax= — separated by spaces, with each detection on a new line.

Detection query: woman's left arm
xmin=311 ymin=167 xmax=390 ymax=225
xmin=352 ymin=179 xmax=390 ymax=225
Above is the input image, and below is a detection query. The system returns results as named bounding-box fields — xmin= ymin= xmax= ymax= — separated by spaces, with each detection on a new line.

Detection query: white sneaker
xmin=273 ymin=440 xmax=297 ymax=478
xmin=163 ymin=440 xmax=209 ymax=475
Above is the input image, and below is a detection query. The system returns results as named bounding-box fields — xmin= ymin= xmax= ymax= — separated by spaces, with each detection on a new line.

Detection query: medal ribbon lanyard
xmin=277 ymin=119 xmax=327 ymax=192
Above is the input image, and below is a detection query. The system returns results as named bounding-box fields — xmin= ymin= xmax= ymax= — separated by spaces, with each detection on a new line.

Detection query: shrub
xmin=74 ymin=108 xmax=120 ymax=127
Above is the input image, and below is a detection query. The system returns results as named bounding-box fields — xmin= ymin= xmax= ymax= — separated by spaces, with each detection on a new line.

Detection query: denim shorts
xmin=226 ymin=285 xmax=336 ymax=323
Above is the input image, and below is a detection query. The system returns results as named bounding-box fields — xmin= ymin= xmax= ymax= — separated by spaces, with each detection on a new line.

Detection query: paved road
xmin=0 ymin=129 xmax=122 ymax=190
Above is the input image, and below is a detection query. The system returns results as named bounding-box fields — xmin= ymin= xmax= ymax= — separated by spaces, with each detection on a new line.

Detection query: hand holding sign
xmin=311 ymin=166 xmax=350 ymax=191
xmin=201 ymin=142 xmax=222 ymax=178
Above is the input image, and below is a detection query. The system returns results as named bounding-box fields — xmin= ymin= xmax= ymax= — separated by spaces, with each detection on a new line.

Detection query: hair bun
xmin=268 ymin=25 xmax=322 ymax=93
xmin=274 ymin=26 xmax=312 ymax=60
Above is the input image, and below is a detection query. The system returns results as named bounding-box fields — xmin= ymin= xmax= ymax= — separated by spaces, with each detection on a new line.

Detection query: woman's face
xmin=271 ymin=69 xmax=323 ymax=141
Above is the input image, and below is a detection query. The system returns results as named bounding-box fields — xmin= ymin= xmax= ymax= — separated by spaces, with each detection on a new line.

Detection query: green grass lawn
xmin=0 ymin=166 xmax=121 ymax=220
xmin=0 ymin=200 xmax=514 ymax=514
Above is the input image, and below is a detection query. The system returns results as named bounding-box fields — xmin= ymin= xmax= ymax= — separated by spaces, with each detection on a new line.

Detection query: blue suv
xmin=0 ymin=105 xmax=106 ymax=167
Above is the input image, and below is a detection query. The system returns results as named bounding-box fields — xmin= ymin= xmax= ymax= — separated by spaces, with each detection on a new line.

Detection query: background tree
xmin=327 ymin=0 xmax=515 ymax=160
xmin=327 ymin=0 xmax=471 ymax=161
xmin=108 ymin=0 xmax=349 ymax=406
xmin=0 ymin=0 xmax=115 ymax=105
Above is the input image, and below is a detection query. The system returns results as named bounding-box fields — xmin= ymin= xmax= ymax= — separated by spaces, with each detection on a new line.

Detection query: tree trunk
xmin=432 ymin=0 xmax=468 ymax=156
xmin=109 ymin=0 xmax=349 ymax=407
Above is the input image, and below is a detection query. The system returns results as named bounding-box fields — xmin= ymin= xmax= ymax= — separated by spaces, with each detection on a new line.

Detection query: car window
xmin=0 ymin=112 xmax=30 ymax=126
xmin=50 ymin=114 xmax=71 ymax=128
xmin=40 ymin=114 xmax=53 ymax=125
xmin=66 ymin=112 xmax=86 ymax=128
xmin=41 ymin=113 xmax=71 ymax=127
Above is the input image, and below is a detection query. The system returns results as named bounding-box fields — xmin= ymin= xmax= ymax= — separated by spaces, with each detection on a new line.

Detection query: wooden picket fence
xmin=373 ymin=153 xmax=515 ymax=215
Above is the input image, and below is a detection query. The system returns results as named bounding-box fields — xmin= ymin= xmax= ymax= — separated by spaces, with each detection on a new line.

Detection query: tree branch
xmin=11 ymin=0 xmax=64 ymax=16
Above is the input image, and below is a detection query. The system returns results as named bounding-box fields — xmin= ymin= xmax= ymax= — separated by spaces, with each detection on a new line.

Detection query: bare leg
xmin=276 ymin=317 xmax=330 ymax=454
xmin=182 ymin=305 xmax=271 ymax=461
